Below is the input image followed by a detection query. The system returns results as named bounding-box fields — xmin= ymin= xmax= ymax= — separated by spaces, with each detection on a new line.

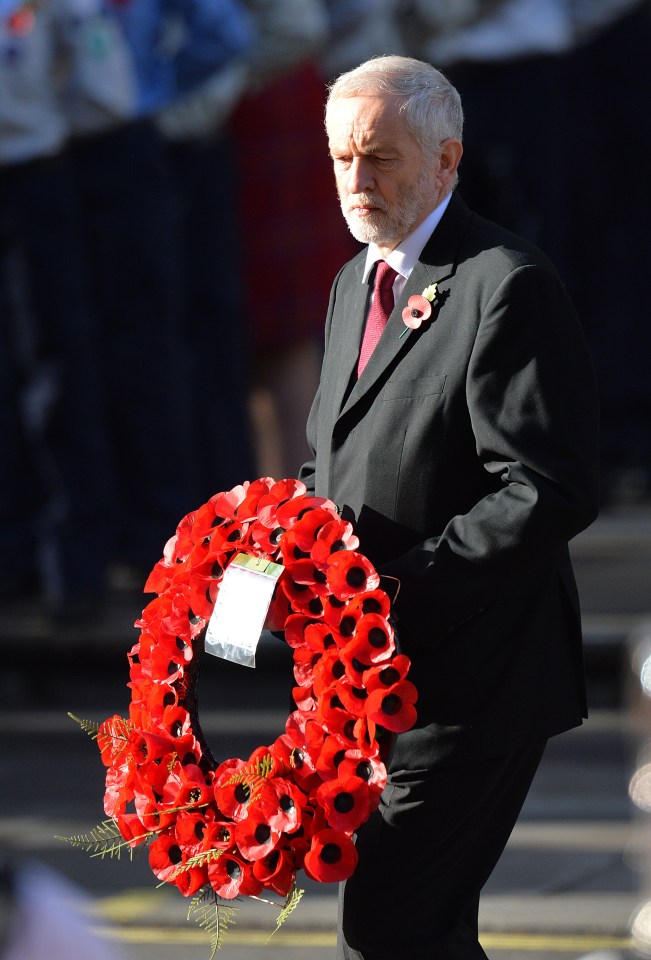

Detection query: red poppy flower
xmin=280 ymin=572 xmax=325 ymax=617
xmin=292 ymin=683 xmax=316 ymax=712
xmin=312 ymin=649 xmax=347 ymax=698
xmin=304 ymin=828 xmax=358 ymax=883
xmin=175 ymin=810 xmax=213 ymax=853
xmin=347 ymin=589 xmax=391 ymax=619
xmin=337 ymin=750 xmax=387 ymax=793
xmin=326 ymin=551 xmax=380 ymax=600
xmin=363 ymin=654 xmax=412 ymax=693
xmin=321 ymin=593 xmax=350 ymax=629
xmin=103 ymin=762 xmax=134 ymax=818
xmin=286 ymin=558 xmax=331 ymax=597
xmin=291 ymin=507 xmax=341 ymax=553
xmin=253 ymin=847 xmax=296 ymax=896
xmin=208 ymin=854 xmax=262 ymax=899
xmin=213 ymin=760 xmax=253 ymax=820
xmin=260 ymin=779 xmax=305 ymax=833
xmin=293 ymin=646 xmax=321 ymax=688
xmin=317 ymin=687 xmax=356 ymax=739
xmin=272 ymin=734 xmax=320 ymax=794
xmin=310 ymin=518 xmax=359 ymax=566
xmin=314 ymin=734 xmax=350 ymax=781
xmin=163 ymin=762 xmax=211 ymax=810
xmin=235 ymin=808 xmax=281 ymax=861
xmin=149 ymin=831 xmax=210 ymax=896
xmin=365 ymin=679 xmax=418 ymax=733
xmin=97 ymin=714 xmax=133 ymax=767
xmin=115 ymin=811 xmax=148 ymax=847
xmin=304 ymin=622 xmax=339 ymax=653
xmin=336 ymin=681 xmax=369 ymax=716
xmin=204 ymin=820 xmax=235 ymax=851
xmin=275 ymin=493 xmax=337 ymax=530
xmin=283 ymin=613 xmax=311 ymax=649
xmin=235 ymin=477 xmax=276 ymax=521
xmin=317 ymin=775 xmax=372 ymax=833
xmin=402 ymin=294 xmax=432 ymax=329
xmin=149 ymin=832 xmax=186 ymax=883
xmin=340 ymin=616 xmax=395 ymax=686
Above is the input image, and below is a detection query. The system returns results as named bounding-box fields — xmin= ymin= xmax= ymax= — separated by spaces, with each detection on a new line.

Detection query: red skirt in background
xmin=229 ymin=62 xmax=360 ymax=351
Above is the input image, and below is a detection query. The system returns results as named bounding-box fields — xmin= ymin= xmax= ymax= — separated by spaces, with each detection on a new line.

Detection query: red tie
xmin=357 ymin=261 xmax=398 ymax=377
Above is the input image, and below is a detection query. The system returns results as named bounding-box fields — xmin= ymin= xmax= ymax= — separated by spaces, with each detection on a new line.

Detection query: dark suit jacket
xmin=299 ymin=192 xmax=600 ymax=769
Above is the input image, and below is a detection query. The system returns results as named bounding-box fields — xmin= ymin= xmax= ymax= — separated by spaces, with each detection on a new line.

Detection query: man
xmin=299 ymin=56 xmax=599 ymax=959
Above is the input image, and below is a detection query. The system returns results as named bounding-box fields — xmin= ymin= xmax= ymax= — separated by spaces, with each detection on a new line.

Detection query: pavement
xmin=2 ymin=502 xmax=651 ymax=959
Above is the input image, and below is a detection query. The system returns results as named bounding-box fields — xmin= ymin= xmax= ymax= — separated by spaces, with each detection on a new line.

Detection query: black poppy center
xmin=345 ymin=566 xmax=366 ymax=588
xmin=280 ymin=795 xmax=295 ymax=813
xmin=332 ymin=661 xmax=345 ymax=680
xmin=194 ymin=822 xmax=205 ymax=840
xmin=234 ymin=782 xmax=251 ymax=804
xmin=169 ymin=844 xmax=183 ymax=865
xmin=226 ymin=859 xmax=241 ymax=879
xmin=380 ymin=667 xmax=399 ymax=686
xmin=362 ymin=598 xmax=381 ymax=614
xmin=356 ymin=760 xmax=373 ymax=781
xmin=330 ymin=539 xmax=345 ymax=553
xmin=321 ymin=843 xmax=342 ymax=864
xmin=333 ymin=791 xmax=355 ymax=813
xmin=411 ymin=308 xmax=421 ymax=318
xmin=382 ymin=693 xmax=402 ymax=715
xmin=270 ymin=526 xmax=285 ymax=545
xmin=368 ymin=627 xmax=387 ymax=648
xmin=254 ymin=823 xmax=271 ymax=844
xmin=340 ymin=616 xmax=356 ymax=637
xmin=171 ymin=721 xmax=183 ymax=737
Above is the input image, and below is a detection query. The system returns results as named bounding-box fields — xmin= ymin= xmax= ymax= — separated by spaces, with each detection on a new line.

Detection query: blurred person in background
xmin=69 ymin=0 xmax=255 ymax=588
xmin=231 ymin=0 xmax=402 ymax=480
xmin=0 ymin=0 xmax=134 ymax=617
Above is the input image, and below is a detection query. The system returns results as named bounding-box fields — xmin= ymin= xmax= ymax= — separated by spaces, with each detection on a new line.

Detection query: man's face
xmin=327 ymin=93 xmax=443 ymax=254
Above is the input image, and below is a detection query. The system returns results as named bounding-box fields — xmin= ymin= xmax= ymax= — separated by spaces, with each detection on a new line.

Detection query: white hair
xmin=326 ymin=55 xmax=464 ymax=159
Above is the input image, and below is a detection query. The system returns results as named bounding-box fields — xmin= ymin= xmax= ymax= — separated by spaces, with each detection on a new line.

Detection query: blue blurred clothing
xmin=105 ymin=0 xmax=254 ymax=116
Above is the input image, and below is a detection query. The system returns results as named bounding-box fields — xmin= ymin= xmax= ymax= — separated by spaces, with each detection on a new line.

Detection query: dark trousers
xmin=338 ymin=738 xmax=547 ymax=960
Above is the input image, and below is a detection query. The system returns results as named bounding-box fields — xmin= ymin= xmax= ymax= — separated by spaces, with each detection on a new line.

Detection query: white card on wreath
xmin=204 ymin=553 xmax=284 ymax=668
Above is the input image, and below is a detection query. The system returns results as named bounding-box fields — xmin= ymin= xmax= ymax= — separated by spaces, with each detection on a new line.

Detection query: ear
xmin=436 ymin=138 xmax=463 ymax=191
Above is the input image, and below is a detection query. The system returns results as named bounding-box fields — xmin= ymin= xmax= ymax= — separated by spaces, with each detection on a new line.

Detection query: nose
xmin=347 ymin=157 xmax=375 ymax=194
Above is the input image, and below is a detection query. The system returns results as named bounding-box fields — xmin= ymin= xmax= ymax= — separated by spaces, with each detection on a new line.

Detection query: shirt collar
xmin=362 ymin=192 xmax=453 ymax=284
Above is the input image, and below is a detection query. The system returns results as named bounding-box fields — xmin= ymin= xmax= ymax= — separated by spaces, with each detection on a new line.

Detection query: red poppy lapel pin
xmin=399 ymin=282 xmax=439 ymax=338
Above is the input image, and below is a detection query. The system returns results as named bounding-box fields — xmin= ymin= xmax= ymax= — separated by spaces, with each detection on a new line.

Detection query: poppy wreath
xmin=95 ymin=477 xmax=417 ymax=919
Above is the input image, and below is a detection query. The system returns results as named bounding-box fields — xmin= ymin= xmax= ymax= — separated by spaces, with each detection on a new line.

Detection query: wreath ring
xmin=89 ymin=478 xmax=417 ymax=934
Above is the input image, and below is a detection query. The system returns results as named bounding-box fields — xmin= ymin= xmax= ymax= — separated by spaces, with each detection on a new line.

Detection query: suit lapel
xmin=331 ymin=254 xmax=372 ymax=418
xmin=338 ymin=192 xmax=472 ymax=420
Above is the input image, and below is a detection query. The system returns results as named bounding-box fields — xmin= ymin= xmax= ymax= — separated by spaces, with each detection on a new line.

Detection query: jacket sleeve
xmin=380 ymin=261 xmax=600 ymax=635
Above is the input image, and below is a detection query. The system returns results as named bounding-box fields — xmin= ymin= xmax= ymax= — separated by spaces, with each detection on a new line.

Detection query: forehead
xmin=327 ymin=93 xmax=417 ymax=153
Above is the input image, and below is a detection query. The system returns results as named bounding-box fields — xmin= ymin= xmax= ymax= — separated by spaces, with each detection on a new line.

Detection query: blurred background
xmin=1 ymin=1 xmax=650 ymax=958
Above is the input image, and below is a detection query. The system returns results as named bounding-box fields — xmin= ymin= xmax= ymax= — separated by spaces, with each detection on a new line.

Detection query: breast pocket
xmin=382 ymin=375 xmax=446 ymax=402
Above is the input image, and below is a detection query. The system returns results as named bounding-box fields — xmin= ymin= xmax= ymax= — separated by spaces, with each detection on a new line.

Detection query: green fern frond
xmin=266 ymin=885 xmax=304 ymax=943
xmin=67 ymin=712 xmax=101 ymax=740
xmin=55 ymin=820 xmax=146 ymax=861
xmin=169 ymin=847 xmax=223 ymax=880
xmin=188 ymin=890 xmax=239 ymax=956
